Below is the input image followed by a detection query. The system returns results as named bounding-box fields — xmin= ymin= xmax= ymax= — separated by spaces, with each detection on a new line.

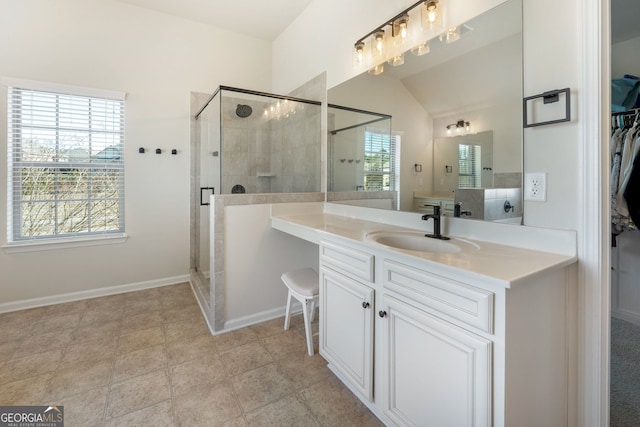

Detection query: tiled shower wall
xmin=220 ymin=96 xmax=321 ymax=194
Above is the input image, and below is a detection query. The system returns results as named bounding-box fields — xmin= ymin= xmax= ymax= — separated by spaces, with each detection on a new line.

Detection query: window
xmin=6 ymin=80 xmax=125 ymax=243
xmin=363 ymin=130 xmax=400 ymax=192
xmin=458 ymin=143 xmax=481 ymax=188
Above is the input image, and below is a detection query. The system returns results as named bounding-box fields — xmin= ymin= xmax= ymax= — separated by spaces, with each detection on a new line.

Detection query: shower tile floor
xmin=0 ymin=283 xmax=383 ymax=426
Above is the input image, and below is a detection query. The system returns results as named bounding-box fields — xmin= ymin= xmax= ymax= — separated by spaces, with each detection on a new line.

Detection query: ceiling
xmin=115 ymin=0 xmax=313 ymax=41
xmin=116 ymin=0 xmax=639 ymax=45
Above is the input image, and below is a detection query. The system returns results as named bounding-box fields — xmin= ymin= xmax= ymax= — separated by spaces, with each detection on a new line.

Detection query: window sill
xmin=2 ymin=234 xmax=128 ymax=253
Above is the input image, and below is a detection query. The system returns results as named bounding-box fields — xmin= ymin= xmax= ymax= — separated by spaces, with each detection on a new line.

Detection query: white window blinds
xmin=458 ymin=143 xmax=481 ymax=188
xmin=7 ymin=83 xmax=125 ymax=241
xmin=363 ymin=130 xmax=400 ymax=192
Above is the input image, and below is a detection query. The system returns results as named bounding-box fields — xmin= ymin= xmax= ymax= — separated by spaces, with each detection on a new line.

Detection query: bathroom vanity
xmin=271 ymin=202 xmax=577 ymax=427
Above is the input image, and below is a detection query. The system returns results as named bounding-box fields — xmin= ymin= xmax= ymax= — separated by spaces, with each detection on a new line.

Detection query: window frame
xmin=3 ymin=78 xmax=127 ymax=251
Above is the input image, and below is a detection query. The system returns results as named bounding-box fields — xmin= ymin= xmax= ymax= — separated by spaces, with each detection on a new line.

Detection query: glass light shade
xmin=442 ymin=26 xmax=461 ymax=44
xmin=422 ymin=0 xmax=441 ymax=29
xmin=368 ymin=64 xmax=384 ymax=75
xmin=393 ymin=14 xmax=410 ymax=43
xmin=388 ymin=53 xmax=405 ymax=67
xmin=354 ymin=41 xmax=366 ymax=66
xmin=410 ymin=42 xmax=430 ymax=56
xmin=372 ymin=29 xmax=386 ymax=57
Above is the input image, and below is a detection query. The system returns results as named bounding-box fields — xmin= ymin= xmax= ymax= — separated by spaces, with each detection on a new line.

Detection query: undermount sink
xmin=366 ymin=231 xmax=470 ymax=253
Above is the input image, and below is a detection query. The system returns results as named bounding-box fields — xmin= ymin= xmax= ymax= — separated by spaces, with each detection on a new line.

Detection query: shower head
xmin=236 ymin=104 xmax=253 ymax=118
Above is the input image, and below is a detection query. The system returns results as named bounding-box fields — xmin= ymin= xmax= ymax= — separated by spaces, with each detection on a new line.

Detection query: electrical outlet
xmin=524 ymin=172 xmax=547 ymax=201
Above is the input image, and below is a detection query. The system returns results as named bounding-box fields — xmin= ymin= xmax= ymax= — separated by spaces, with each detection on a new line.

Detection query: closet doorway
xmin=610 ymin=0 xmax=640 ymax=425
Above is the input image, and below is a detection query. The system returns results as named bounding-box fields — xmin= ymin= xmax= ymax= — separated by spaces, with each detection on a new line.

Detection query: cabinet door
xmin=381 ymin=295 xmax=492 ymax=427
xmin=320 ymin=266 xmax=375 ymax=401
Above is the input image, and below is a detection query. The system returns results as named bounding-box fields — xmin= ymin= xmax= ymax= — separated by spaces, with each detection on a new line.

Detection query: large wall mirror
xmin=327 ymin=0 xmax=523 ymax=224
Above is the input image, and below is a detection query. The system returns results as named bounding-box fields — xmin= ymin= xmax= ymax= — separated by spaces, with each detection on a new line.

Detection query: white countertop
xmin=271 ymin=208 xmax=577 ymax=288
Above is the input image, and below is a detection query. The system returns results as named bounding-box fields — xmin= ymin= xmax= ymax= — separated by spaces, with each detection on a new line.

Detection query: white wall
xmin=521 ymin=0 xmax=580 ymax=230
xmin=0 ymin=0 xmax=272 ymax=305
xmin=224 ymin=204 xmax=318 ymax=327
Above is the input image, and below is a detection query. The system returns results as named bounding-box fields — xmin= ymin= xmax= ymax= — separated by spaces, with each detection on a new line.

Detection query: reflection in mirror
xmin=433 ymin=131 xmax=493 ymax=195
xmin=327 ymin=104 xmax=397 ymax=209
xmin=327 ymin=0 xmax=523 ymax=224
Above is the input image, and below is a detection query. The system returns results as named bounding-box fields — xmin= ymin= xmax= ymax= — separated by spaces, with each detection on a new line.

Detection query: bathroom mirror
xmin=327 ymin=0 xmax=523 ymax=224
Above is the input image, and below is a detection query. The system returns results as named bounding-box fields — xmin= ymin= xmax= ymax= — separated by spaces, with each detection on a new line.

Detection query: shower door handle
xmin=200 ymin=187 xmax=215 ymax=206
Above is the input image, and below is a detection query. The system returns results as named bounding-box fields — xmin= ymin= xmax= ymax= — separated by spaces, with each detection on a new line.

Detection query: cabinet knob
xmin=378 ymin=310 xmax=387 ymax=318
xmin=362 ymin=301 xmax=370 ymax=309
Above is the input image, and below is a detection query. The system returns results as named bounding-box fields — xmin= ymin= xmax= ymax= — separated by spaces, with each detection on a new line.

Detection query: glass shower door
xmin=192 ymin=93 xmax=220 ymax=309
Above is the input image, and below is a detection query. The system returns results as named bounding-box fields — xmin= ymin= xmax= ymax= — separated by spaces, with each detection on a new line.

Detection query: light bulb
xmin=428 ymin=9 xmax=437 ymax=23
xmin=354 ymin=41 xmax=365 ymax=64
xmin=373 ymin=30 xmax=385 ymax=56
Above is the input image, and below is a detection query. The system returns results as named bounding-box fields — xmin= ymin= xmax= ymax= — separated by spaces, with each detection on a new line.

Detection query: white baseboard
xmin=206 ymin=301 xmax=304 ymax=336
xmin=0 ymin=275 xmax=190 ymax=314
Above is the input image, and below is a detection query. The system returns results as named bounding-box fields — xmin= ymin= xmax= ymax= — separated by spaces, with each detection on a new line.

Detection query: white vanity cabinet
xmin=378 ymin=260 xmax=493 ymax=427
xmin=316 ymin=235 xmax=575 ymax=427
xmin=319 ymin=238 xmax=493 ymax=425
xmin=319 ymin=239 xmax=376 ymax=401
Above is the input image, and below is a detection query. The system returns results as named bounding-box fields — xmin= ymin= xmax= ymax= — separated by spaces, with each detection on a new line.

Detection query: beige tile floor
xmin=0 ymin=283 xmax=384 ymax=426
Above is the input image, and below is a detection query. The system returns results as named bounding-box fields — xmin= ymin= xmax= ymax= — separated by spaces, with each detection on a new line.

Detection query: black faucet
xmin=421 ymin=206 xmax=450 ymax=240
xmin=454 ymin=202 xmax=473 ymax=218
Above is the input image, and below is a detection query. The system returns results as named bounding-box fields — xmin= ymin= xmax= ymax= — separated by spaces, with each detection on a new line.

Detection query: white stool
xmin=282 ymin=268 xmax=319 ymax=356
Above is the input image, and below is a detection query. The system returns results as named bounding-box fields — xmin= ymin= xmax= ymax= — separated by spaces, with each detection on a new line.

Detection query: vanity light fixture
xmin=446 ymin=119 xmax=471 ymax=135
xmin=354 ymin=0 xmax=445 ymax=75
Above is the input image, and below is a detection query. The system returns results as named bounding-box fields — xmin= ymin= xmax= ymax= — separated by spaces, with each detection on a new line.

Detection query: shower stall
xmin=190 ymin=86 xmax=321 ymax=331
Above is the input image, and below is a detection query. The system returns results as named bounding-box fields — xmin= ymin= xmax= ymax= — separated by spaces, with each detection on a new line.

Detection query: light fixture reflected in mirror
xmin=446 ymin=119 xmax=471 ymax=135
xmin=441 ymin=26 xmax=461 ymax=44
xmin=388 ymin=53 xmax=405 ymax=67
xmin=369 ymin=64 xmax=384 ymax=75
xmin=410 ymin=41 xmax=430 ymax=56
